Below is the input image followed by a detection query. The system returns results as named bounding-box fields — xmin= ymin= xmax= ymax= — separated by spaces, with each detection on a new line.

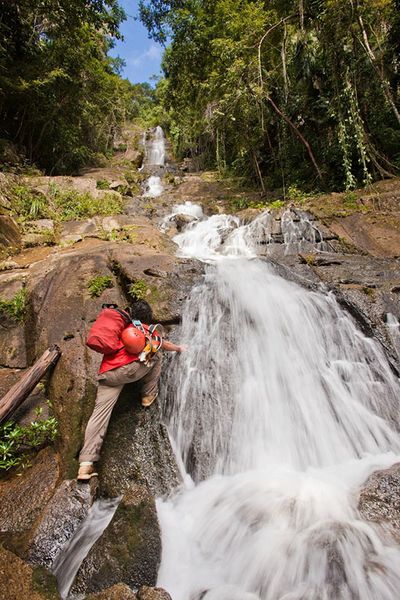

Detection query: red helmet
xmin=121 ymin=325 xmax=146 ymax=355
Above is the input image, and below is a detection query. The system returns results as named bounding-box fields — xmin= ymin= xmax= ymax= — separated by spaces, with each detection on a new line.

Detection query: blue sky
xmin=109 ymin=0 xmax=164 ymax=84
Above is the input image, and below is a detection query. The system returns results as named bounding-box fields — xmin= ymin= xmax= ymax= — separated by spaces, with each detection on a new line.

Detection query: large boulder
xmin=28 ymin=478 xmax=98 ymax=568
xmin=0 ymin=448 xmax=59 ymax=556
xmin=71 ymin=484 xmax=161 ymax=597
xmin=86 ymin=583 xmax=137 ymax=599
xmin=0 ymin=545 xmax=60 ymax=600
xmin=98 ymin=383 xmax=181 ymax=498
xmin=359 ymin=463 xmax=400 ymax=543
xmin=0 ymin=214 xmax=21 ymax=248
xmin=137 ymin=586 xmax=172 ymax=600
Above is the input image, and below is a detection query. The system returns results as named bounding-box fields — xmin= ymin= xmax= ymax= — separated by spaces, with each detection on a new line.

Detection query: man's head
xmin=128 ymin=300 xmax=154 ymax=324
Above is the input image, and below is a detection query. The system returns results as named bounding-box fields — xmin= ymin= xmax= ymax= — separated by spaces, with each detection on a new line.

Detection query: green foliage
xmin=96 ymin=179 xmax=111 ymax=190
xmin=0 ymin=1 xmax=141 ymax=174
xmin=268 ymin=200 xmax=285 ymax=210
xmin=87 ymin=275 xmax=114 ymax=298
xmin=0 ymin=412 xmax=58 ymax=472
xmin=129 ymin=280 xmax=148 ymax=300
xmin=0 ymin=288 xmax=27 ymax=322
xmin=9 ymin=183 xmax=123 ymax=221
xmin=140 ymin=0 xmax=400 ymax=191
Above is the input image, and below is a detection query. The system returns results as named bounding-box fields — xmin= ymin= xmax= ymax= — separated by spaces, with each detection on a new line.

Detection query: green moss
xmin=32 ymin=565 xmax=60 ymax=599
xmin=362 ymin=286 xmax=375 ymax=297
xmin=303 ymin=253 xmax=316 ymax=266
xmin=87 ymin=275 xmax=114 ymax=298
xmin=0 ymin=288 xmax=27 ymax=321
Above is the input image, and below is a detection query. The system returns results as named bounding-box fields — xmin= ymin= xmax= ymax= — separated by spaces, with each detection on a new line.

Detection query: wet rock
xmin=172 ymin=213 xmax=197 ymax=231
xmin=359 ymin=463 xmax=400 ymax=542
xmin=137 ymin=586 xmax=172 ymax=600
xmin=98 ymin=383 xmax=181 ymax=498
xmin=86 ymin=583 xmax=137 ymax=599
xmin=0 ymin=448 xmax=59 ymax=555
xmin=236 ymin=208 xmax=262 ymax=224
xmin=0 ymin=214 xmax=21 ymax=248
xmin=0 ymin=545 xmax=60 ymax=600
xmin=29 ymin=478 xmax=98 ymax=568
xmin=71 ymin=484 xmax=161 ymax=596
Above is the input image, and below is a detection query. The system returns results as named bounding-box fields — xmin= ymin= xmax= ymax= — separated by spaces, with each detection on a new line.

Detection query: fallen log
xmin=0 ymin=345 xmax=61 ymax=424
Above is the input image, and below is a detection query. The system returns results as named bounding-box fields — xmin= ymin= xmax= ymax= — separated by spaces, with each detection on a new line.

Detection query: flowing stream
xmin=157 ymin=209 xmax=400 ymax=600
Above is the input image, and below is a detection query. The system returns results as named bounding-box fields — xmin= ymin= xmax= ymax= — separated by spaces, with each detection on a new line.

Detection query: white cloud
xmin=129 ymin=44 xmax=162 ymax=67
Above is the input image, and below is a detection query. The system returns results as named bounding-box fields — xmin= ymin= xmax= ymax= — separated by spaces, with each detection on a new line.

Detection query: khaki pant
xmin=79 ymin=356 xmax=162 ymax=463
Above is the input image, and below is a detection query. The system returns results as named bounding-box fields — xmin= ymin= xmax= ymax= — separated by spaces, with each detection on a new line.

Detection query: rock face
xmin=137 ymin=586 xmax=172 ymax=600
xmin=71 ymin=484 xmax=161 ymax=596
xmin=0 ymin=209 xmax=200 ymax=599
xmin=28 ymin=478 xmax=98 ymax=567
xmin=359 ymin=463 xmax=400 ymax=542
xmin=0 ymin=545 xmax=60 ymax=600
xmin=0 ymin=214 xmax=21 ymax=248
xmin=86 ymin=583 xmax=137 ymax=599
xmin=0 ymin=448 xmax=59 ymax=556
xmin=98 ymin=383 xmax=181 ymax=499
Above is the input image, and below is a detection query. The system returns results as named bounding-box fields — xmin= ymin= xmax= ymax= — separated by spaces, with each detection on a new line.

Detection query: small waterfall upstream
xmin=143 ymin=125 xmax=166 ymax=198
xmin=157 ymin=209 xmax=400 ymax=600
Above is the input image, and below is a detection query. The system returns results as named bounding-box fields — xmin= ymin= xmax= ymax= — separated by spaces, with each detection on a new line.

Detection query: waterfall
xmin=157 ymin=209 xmax=400 ymax=600
xmin=144 ymin=125 xmax=166 ymax=168
xmin=142 ymin=125 xmax=166 ymax=198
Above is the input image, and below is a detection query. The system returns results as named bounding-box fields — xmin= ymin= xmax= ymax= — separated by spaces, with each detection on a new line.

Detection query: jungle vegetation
xmin=0 ymin=0 xmax=156 ymax=173
xmin=139 ymin=0 xmax=400 ymax=191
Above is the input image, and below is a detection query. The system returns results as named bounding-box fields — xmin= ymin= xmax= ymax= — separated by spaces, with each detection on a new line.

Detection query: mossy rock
xmin=0 ymin=545 xmax=60 ymax=600
xmin=70 ymin=484 xmax=161 ymax=596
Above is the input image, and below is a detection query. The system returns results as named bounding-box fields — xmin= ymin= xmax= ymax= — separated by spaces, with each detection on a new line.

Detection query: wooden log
xmin=0 ymin=345 xmax=61 ymax=424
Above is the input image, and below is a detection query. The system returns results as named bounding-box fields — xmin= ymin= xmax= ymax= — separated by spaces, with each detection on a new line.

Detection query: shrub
xmin=0 ymin=288 xmax=27 ymax=321
xmin=96 ymin=179 xmax=110 ymax=190
xmin=9 ymin=183 xmax=123 ymax=222
xmin=87 ymin=275 xmax=114 ymax=298
xmin=128 ymin=280 xmax=148 ymax=300
xmin=0 ymin=412 xmax=58 ymax=472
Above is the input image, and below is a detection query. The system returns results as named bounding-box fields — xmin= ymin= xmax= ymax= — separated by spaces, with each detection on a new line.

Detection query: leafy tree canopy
xmin=140 ymin=0 xmax=400 ymax=191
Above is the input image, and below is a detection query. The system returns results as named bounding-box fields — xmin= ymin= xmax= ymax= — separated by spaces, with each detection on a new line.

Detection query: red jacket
xmin=99 ymin=324 xmax=152 ymax=374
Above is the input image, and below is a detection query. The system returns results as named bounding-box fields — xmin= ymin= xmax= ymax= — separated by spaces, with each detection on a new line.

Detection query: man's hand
xmin=176 ymin=344 xmax=188 ymax=353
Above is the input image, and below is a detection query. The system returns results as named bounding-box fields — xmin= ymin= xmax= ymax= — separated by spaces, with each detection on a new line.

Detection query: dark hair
xmin=128 ymin=300 xmax=154 ymax=324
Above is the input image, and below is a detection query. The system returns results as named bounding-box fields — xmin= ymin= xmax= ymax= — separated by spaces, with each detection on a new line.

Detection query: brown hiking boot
xmin=141 ymin=393 xmax=158 ymax=407
xmin=77 ymin=463 xmax=98 ymax=481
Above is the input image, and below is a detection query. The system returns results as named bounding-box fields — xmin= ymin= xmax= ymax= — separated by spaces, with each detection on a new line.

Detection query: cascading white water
xmin=157 ymin=209 xmax=400 ymax=600
xmin=143 ymin=126 xmax=166 ymax=198
xmin=144 ymin=125 xmax=166 ymax=167
xmin=144 ymin=174 xmax=164 ymax=198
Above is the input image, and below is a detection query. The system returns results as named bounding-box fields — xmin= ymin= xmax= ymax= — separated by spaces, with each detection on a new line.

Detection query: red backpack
xmin=86 ymin=305 xmax=131 ymax=355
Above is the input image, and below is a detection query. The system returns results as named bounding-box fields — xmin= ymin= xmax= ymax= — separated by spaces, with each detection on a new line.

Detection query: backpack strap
xmin=101 ymin=304 xmax=131 ymax=325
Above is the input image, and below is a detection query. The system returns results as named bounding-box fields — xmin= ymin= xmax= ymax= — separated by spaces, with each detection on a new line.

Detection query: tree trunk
xmin=0 ymin=346 xmax=61 ymax=424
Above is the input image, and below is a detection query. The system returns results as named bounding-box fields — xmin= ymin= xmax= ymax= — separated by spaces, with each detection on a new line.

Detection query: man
xmin=77 ymin=300 xmax=185 ymax=481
